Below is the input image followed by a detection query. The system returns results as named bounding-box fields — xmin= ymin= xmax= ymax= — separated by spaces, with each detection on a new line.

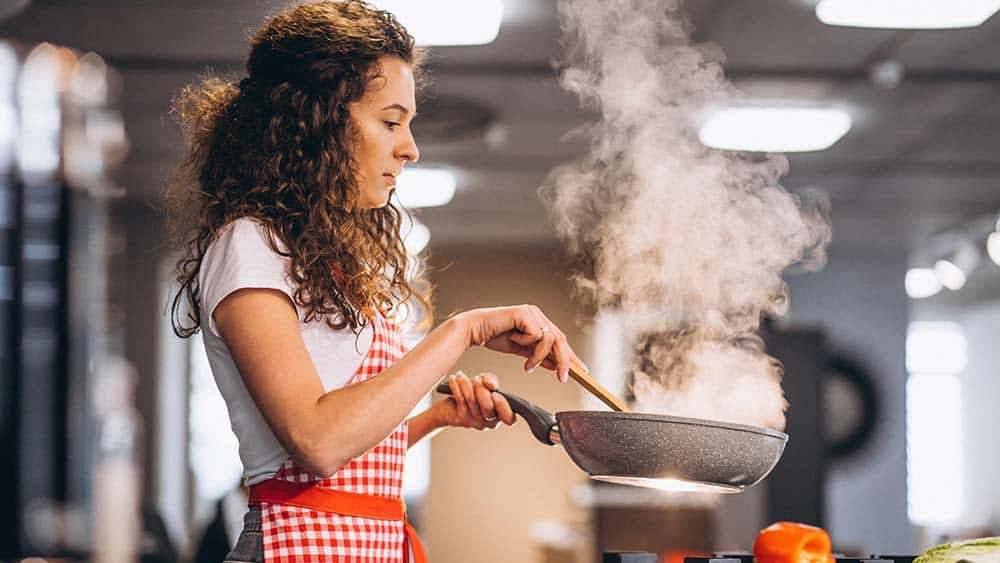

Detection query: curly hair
xmin=165 ymin=1 xmax=431 ymax=338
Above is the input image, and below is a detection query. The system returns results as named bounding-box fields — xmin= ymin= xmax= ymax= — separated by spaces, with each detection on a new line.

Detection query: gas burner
xmin=838 ymin=557 xmax=916 ymax=563
xmin=687 ymin=555 xmax=753 ymax=563
xmin=604 ymin=554 xmax=658 ymax=563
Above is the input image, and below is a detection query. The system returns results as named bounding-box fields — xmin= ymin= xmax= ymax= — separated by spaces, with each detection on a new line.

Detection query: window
xmin=188 ymin=336 xmax=243 ymax=502
xmin=401 ymin=328 xmax=431 ymax=503
xmin=905 ymin=321 xmax=966 ymax=526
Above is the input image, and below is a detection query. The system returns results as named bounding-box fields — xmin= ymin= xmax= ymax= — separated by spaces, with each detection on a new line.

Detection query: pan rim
xmin=556 ymin=410 xmax=789 ymax=440
xmin=590 ymin=474 xmax=746 ymax=493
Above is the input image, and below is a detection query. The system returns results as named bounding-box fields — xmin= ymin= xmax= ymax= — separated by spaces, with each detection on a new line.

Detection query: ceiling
xmin=3 ymin=0 xmax=1000 ymax=263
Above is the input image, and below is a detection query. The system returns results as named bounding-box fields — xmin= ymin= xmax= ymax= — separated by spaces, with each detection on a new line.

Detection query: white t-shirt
xmin=198 ymin=217 xmax=373 ymax=485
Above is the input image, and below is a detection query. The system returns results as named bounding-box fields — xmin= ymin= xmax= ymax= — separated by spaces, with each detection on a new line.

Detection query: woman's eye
xmin=384 ymin=121 xmax=401 ymax=130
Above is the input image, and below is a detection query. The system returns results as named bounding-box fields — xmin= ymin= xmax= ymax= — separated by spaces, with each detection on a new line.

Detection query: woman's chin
xmin=359 ymin=190 xmax=392 ymax=209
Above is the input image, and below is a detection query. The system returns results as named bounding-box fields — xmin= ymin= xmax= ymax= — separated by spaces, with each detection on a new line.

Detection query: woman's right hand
xmin=454 ymin=305 xmax=586 ymax=383
xmin=435 ymin=371 xmax=515 ymax=429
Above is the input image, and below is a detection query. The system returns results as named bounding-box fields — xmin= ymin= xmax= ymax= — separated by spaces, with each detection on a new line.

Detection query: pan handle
xmin=434 ymin=383 xmax=560 ymax=446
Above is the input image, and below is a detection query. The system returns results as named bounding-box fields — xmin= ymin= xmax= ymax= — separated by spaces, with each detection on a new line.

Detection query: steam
xmin=544 ymin=0 xmax=830 ymax=430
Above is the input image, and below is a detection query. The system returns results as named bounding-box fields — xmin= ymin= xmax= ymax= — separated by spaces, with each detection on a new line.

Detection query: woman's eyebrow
xmin=381 ymin=103 xmax=417 ymax=117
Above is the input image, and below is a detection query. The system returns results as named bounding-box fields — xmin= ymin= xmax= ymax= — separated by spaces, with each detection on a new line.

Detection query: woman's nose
xmin=397 ymin=129 xmax=419 ymax=163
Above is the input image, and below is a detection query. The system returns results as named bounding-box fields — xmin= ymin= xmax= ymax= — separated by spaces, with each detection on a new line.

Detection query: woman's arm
xmin=405 ymin=372 xmax=516 ymax=448
xmin=214 ymin=289 xmax=578 ymax=477
xmin=406 ymin=408 xmax=445 ymax=448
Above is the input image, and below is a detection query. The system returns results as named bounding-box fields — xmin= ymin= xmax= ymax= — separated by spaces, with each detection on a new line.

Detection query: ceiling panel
xmin=1 ymin=0 xmax=998 ymax=261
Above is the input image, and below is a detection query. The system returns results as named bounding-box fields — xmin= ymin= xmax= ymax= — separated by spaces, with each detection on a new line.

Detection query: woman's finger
xmin=551 ymin=332 xmax=572 ymax=383
xmin=498 ymin=339 xmax=534 ymax=360
xmin=550 ymin=347 xmax=588 ymax=377
xmin=523 ymin=328 xmax=556 ymax=372
xmin=534 ymin=311 xmax=577 ymax=383
xmin=509 ymin=330 xmax=541 ymax=348
xmin=492 ymin=392 xmax=516 ymax=425
xmin=516 ymin=305 xmax=547 ymax=341
xmin=523 ymin=306 xmax=557 ymax=371
xmin=457 ymin=373 xmax=483 ymax=419
xmin=481 ymin=373 xmax=500 ymax=391
xmin=551 ymin=324 xmax=588 ymax=374
xmin=447 ymin=373 xmax=468 ymax=420
xmin=546 ymin=325 xmax=573 ymax=383
xmin=473 ymin=375 xmax=498 ymax=421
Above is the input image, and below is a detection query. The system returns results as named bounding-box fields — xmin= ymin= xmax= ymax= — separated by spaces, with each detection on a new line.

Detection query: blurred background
xmin=1 ymin=1 xmax=999 ymax=562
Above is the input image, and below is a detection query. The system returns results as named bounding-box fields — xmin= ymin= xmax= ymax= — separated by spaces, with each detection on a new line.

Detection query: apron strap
xmin=404 ymin=519 xmax=428 ymax=563
xmin=250 ymin=479 xmax=427 ymax=563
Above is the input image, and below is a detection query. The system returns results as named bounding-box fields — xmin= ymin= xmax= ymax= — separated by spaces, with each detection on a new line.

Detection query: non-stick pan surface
xmin=557 ymin=410 xmax=787 ymax=492
xmin=436 ymin=384 xmax=788 ymax=493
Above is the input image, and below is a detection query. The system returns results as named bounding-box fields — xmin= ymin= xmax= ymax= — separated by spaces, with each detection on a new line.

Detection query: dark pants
xmin=222 ymin=506 xmax=263 ymax=563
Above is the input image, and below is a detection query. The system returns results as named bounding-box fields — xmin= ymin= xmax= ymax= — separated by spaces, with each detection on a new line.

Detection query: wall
xmin=422 ymin=243 xmax=592 ymax=563
xmin=785 ymin=246 xmax=914 ymax=553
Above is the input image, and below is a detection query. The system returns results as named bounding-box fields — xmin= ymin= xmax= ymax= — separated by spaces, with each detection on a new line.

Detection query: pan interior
xmin=560 ymin=410 xmax=788 ymax=440
xmin=592 ymin=475 xmax=744 ymax=494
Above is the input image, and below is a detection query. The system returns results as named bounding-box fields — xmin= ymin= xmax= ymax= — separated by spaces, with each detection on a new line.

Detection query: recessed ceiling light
xmin=987 ymin=231 xmax=1000 ymax=266
xmin=698 ymin=107 xmax=852 ymax=152
xmin=393 ymin=168 xmax=456 ymax=208
xmin=905 ymin=268 xmax=942 ymax=299
xmin=934 ymin=259 xmax=967 ymax=291
xmin=816 ymin=0 xmax=1000 ymax=29
xmin=934 ymin=242 xmax=981 ymax=291
xmin=371 ymin=0 xmax=503 ymax=46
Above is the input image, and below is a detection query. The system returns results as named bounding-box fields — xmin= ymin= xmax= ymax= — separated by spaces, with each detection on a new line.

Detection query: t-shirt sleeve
xmin=199 ymin=218 xmax=299 ymax=338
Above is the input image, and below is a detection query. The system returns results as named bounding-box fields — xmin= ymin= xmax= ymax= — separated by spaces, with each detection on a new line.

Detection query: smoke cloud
xmin=544 ymin=0 xmax=830 ymax=430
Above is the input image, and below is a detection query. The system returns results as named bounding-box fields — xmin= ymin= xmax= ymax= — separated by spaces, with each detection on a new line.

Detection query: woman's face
xmin=348 ymin=56 xmax=420 ymax=209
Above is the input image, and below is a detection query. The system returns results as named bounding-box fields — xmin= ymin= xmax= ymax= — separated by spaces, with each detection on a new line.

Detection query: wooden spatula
xmin=565 ymin=359 xmax=630 ymax=412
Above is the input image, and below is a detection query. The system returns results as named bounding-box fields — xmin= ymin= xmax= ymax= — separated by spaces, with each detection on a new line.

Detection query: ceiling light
xmin=987 ymin=231 xmax=1000 ymax=266
xmin=934 ymin=242 xmax=981 ymax=291
xmin=371 ymin=0 xmax=503 ymax=46
xmin=394 ymin=168 xmax=456 ymax=208
xmin=905 ymin=268 xmax=942 ymax=299
xmin=698 ymin=107 xmax=852 ymax=152
xmin=816 ymin=0 xmax=1000 ymax=29
xmin=934 ymin=259 xmax=966 ymax=291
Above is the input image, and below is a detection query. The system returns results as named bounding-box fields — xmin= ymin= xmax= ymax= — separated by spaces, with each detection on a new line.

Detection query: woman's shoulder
xmin=212 ymin=216 xmax=289 ymax=254
xmin=199 ymin=217 xmax=302 ymax=336
xmin=199 ymin=216 xmax=294 ymax=294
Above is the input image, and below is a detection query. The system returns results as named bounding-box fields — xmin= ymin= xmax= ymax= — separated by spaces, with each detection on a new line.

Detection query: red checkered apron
xmin=249 ymin=314 xmax=427 ymax=562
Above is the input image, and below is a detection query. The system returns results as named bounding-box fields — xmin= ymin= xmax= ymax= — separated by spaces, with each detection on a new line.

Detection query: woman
xmin=166 ymin=2 xmax=584 ymax=562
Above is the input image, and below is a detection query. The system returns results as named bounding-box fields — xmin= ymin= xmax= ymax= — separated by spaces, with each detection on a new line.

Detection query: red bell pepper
xmin=753 ymin=521 xmax=835 ymax=563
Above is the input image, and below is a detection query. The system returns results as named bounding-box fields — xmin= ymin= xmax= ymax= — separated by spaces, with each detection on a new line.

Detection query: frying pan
xmin=436 ymin=383 xmax=788 ymax=493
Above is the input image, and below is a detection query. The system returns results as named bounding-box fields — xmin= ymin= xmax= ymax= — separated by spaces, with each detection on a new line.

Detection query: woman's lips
xmin=383 ymin=174 xmax=397 ymax=187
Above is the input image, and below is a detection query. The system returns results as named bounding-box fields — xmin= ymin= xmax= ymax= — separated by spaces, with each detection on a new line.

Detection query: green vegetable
xmin=915 ymin=537 xmax=1000 ymax=563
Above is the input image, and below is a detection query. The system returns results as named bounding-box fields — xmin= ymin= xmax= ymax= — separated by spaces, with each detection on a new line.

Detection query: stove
xmin=685 ymin=554 xmax=916 ymax=563
xmin=601 ymin=554 xmax=918 ymax=563
xmin=603 ymin=554 xmax=660 ymax=563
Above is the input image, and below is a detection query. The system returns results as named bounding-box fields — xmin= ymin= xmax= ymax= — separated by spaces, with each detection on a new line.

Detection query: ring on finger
xmin=483 ymin=414 xmax=498 ymax=422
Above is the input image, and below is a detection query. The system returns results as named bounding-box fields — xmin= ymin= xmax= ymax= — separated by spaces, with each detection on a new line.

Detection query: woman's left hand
xmin=435 ymin=372 xmax=515 ymax=430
